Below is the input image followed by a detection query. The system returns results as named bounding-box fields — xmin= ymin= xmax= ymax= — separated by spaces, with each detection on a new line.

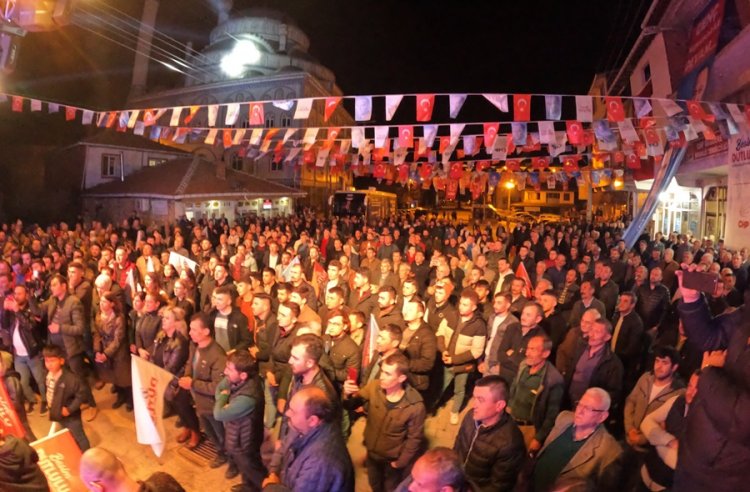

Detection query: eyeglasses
xmin=575 ymin=401 xmax=607 ymax=413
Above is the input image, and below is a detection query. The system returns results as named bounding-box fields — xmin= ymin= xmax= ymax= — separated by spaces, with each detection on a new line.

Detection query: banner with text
xmin=725 ymin=131 xmax=750 ymax=248
xmin=31 ymin=429 xmax=87 ymax=492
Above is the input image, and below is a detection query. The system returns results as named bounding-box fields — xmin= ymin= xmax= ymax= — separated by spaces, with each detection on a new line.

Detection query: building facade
xmin=604 ymin=0 xmax=750 ymax=245
xmin=126 ymin=6 xmax=353 ymax=208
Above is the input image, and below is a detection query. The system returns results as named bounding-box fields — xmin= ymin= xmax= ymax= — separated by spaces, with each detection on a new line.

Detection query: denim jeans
xmin=442 ymin=367 xmax=468 ymax=413
xmin=14 ymin=355 xmax=47 ymax=404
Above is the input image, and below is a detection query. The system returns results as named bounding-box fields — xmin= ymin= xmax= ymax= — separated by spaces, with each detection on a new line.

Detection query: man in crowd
xmin=43 ymin=344 xmax=91 ymax=451
xmin=453 ymin=375 xmax=525 ymax=491
xmin=496 ymin=302 xmax=545 ymax=384
xmin=479 ymin=292 xmax=518 ymax=377
xmin=508 ymin=334 xmax=565 ymax=454
xmin=213 ymin=351 xmax=266 ymax=492
xmin=530 ymin=387 xmax=623 ymax=490
xmin=611 ymin=291 xmax=646 ymax=392
xmin=209 ymin=285 xmax=252 ymax=354
xmin=179 ymin=314 xmax=232 ymax=476
xmin=44 ymin=274 xmax=97 ymax=421
xmin=437 ymin=289 xmax=486 ymax=425
xmin=397 ymin=447 xmax=469 ymax=492
xmin=344 ymin=353 xmax=426 ymax=492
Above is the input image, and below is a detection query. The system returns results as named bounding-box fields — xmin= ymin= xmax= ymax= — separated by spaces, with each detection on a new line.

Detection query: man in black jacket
xmin=0 ymin=432 xmax=50 ymax=492
xmin=249 ymin=293 xmax=278 ymax=430
xmin=453 ymin=375 xmax=525 ymax=492
xmin=209 ymin=285 xmax=252 ymax=354
xmin=3 ymin=285 xmax=47 ymax=414
xmin=178 ymin=313 xmax=231 ymax=475
xmin=399 ymin=297 xmax=437 ymax=401
xmin=43 ymin=344 xmax=90 ymax=451
xmin=611 ymin=291 xmax=645 ymax=392
xmin=673 ymin=270 xmax=750 ymax=492
xmin=214 ymin=351 xmax=266 ymax=492
xmin=565 ymin=319 xmax=624 ymax=411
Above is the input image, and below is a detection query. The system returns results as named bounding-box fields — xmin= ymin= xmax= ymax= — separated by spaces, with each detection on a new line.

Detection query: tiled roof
xmin=83 ymin=157 xmax=305 ymax=198
xmin=78 ymin=131 xmax=189 ymax=154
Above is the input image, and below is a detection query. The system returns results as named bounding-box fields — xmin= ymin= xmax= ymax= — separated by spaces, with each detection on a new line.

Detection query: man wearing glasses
xmin=529 ymin=387 xmax=622 ymax=491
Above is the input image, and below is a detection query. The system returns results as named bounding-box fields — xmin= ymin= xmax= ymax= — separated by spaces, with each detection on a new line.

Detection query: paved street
xmin=26 ymin=384 xmax=469 ymax=491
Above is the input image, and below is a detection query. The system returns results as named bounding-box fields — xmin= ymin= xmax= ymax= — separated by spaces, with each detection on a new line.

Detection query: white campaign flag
xmin=385 ymin=95 xmax=403 ymax=121
xmin=131 ymin=355 xmax=174 ymax=457
xmin=449 ymin=94 xmax=467 ymax=118
xmin=225 ymin=103 xmax=240 ymax=126
xmin=355 ymin=96 xmax=373 ymax=121
xmin=483 ymin=94 xmax=508 ymax=112
xmin=168 ymin=251 xmax=198 ymax=273
xmin=294 ymin=98 xmax=314 ymax=120
xmin=575 ymin=95 xmax=593 ymax=122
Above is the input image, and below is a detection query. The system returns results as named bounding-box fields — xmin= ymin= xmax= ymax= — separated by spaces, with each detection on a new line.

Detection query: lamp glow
xmin=221 ymin=39 xmax=261 ymax=78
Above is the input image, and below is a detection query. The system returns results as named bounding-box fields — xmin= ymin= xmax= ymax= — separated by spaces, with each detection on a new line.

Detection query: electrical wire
xmin=87 ymin=0 xmax=215 ymax=66
xmin=72 ymin=8 xmax=216 ymax=78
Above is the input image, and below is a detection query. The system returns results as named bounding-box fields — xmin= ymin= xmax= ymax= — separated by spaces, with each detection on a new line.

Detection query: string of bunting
xmin=1 ymin=91 xmax=747 ymax=197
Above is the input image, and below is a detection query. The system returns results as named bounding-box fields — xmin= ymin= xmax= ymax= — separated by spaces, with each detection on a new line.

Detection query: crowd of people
xmin=0 ymin=209 xmax=747 ymax=492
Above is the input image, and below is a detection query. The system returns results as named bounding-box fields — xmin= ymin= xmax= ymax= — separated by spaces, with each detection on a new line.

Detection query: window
xmin=147 ymin=157 xmax=167 ymax=167
xmin=271 ymin=160 xmax=283 ymax=171
xmin=101 ymin=154 xmax=120 ymax=178
xmin=265 ymin=116 xmax=275 ymax=128
xmin=643 ymin=63 xmax=651 ymax=83
xmin=231 ymin=154 xmax=244 ymax=171
xmin=280 ymin=116 xmax=291 ymax=127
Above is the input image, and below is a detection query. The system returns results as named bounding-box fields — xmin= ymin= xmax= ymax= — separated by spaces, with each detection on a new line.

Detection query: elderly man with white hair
xmin=528 ymin=387 xmax=623 ymax=491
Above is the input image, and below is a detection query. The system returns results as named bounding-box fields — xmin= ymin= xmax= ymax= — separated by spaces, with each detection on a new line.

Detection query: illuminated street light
xmin=221 ymin=39 xmax=261 ymax=78
xmin=504 ymin=180 xmax=515 ymax=210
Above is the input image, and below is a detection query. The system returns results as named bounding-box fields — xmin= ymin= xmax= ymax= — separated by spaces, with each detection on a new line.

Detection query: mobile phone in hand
xmin=682 ymin=270 xmax=720 ymax=293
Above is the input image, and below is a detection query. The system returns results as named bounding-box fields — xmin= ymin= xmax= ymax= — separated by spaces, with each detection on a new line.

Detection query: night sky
xmin=6 ymin=0 xmax=649 ymax=110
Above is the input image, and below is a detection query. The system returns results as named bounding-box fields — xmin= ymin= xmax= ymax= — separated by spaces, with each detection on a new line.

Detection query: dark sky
xmin=6 ymin=0 xmax=650 ymax=110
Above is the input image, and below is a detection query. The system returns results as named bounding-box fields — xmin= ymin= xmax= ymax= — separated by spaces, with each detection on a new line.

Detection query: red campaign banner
xmin=31 ymin=429 xmax=87 ymax=492
xmin=0 ymin=379 xmax=25 ymax=438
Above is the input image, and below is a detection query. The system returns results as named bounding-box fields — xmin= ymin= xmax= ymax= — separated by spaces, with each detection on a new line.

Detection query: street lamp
xmin=504 ymin=180 xmax=515 ymax=210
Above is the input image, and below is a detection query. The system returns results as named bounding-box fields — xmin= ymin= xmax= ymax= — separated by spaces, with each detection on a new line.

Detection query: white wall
xmin=630 ymin=33 xmax=674 ymax=100
xmin=83 ymin=146 xmax=183 ymax=189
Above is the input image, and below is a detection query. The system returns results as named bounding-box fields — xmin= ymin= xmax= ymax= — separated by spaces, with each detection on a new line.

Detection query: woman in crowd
xmin=93 ymin=291 xmax=132 ymax=411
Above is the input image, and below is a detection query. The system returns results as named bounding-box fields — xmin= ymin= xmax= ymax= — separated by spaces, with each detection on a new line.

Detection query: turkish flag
xmin=184 ymin=105 xmax=200 ymax=125
xmin=324 ymin=97 xmax=341 ymax=122
xmin=449 ymin=162 xmax=463 ymax=180
xmin=398 ymin=126 xmax=414 ymax=148
xmin=613 ymin=151 xmax=625 ymax=164
xmin=303 ymin=149 xmax=316 ymax=165
xmin=416 ymin=94 xmax=435 ymax=122
xmin=514 ymin=262 xmax=534 ymax=298
xmin=222 ymin=129 xmax=233 ymax=148
xmin=639 ymin=116 xmax=656 ymax=129
xmin=476 ymin=160 xmax=490 ymax=172
xmin=562 ymin=156 xmax=579 ymax=173
xmin=514 ymin=94 xmax=531 ymax=121
xmin=439 ymin=136 xmax=450 ymax=154
xmin=566 ymin=121 xmax=583 ymax=144
xmin=483 ymin=123 xmax=500 ymax=150
xmin=248 ymin=103 xmax=265 ymax=126
xmin=687 ymin=100 xmax=714 ymax=122
xmin=644 ymin=127 xmax=660 ymax=145
xmin=419 ymin=163 xmax=433 ymax=180
xmin=11 ymin=96 xmax=23 ymax=112
xmin=324 ymin=127 xmax=341 ymax=149
xmin=373 ymin=162 xmax=386 ymax=179
xmin=583 ymin=130 xmax=595 ymax=146
xmin=506 ymin=159 xmax=520 ymax=171
xmin=626 ymin=153 xmax=641 ymax=169
xmin=65 ymin=106 xmax=77 ymax=121
xmin=398 ymin=164 xmax=410 ymax=183
xmin=106 ymin=112 xmax=118 ymax=128
xmin=532 ymin=156 xmax=549 ymax=170
xmin=446 ymin=180 xmax=459 ymax=200
xmin=605 ymin=96 xmax=626 ymax=122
